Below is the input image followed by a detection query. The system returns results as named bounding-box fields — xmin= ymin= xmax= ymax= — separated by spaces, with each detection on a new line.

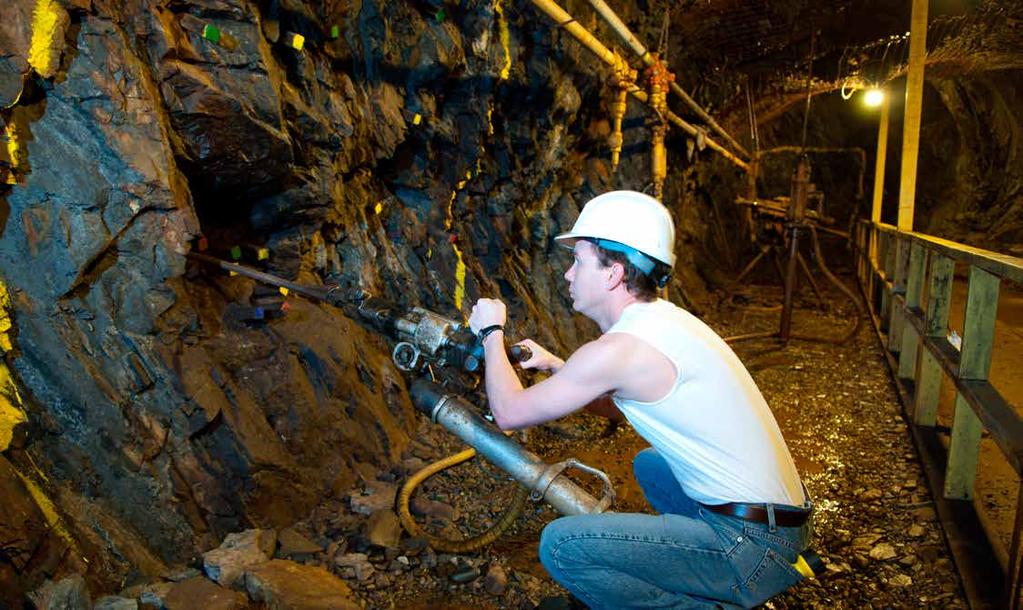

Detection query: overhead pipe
xmin=409 ymin=379 xmax=614 ymax=516
xmin=528 ymin=0 xmax=749 ymax=172
xmin=582 ymin=0 xmax=751 ymax=160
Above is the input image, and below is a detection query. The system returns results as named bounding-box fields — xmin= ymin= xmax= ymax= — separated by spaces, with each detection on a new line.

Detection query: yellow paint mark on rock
xmin=452 ymin=242 xmax=466 ymax=311
xmin=28 ymin=0 xmax=68 ymax=79
xmin=15 ymin=468 xmax=75 ymax=546
xmin=278 ymin=287 xmax=289 ymax=296
xmin=374 ymin=201 xmax=383 ymax=215
xmin=495 ymin=0 xmax=512 ymax=81
xmin=3 ymin=123 xmax=21 ymax=184
xmin=444 ymin=191 xmax=456 ymax=231
xmin=0 ymin=280 xmax=25 ymax=452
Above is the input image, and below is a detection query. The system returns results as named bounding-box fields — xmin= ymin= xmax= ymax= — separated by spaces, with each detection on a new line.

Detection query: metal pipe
xmin=779 ymin=226 xmax=801 ymax=343
xmin=409 ymin=379 xmax=608 ymax=516
xmin=581 ymin=0 xmax=750 ymax=160
xmin=528 ymin=0 xmax=749 ymax=172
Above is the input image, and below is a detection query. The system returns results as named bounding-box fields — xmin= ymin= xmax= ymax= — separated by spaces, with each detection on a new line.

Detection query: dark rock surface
xmin=0 ymin=0 xmax=1018 ymax=605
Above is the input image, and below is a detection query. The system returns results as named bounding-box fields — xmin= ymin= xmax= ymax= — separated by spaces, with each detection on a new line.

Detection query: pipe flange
xmin=530 ymin=458 xmax=616 ymax=514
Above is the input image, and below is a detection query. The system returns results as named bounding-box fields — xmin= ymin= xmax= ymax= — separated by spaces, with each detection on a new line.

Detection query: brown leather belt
xmin=702 ymin=502 xmax=812 ymax=528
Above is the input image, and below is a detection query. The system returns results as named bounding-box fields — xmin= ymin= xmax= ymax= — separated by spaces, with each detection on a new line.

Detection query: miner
xmin=468 ymin=190 xmax=813 ymax=609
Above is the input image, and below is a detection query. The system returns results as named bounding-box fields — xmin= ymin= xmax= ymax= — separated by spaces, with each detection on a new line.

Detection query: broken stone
xmin=450 ymin=565 xmax=480 ymax=584
xmin=93 ymin=596 xmax=138 ymax=610
xmin=245 ymin=559 xmax=360 ymax=609
xmin=28 ymin=575 xmax=91 ymax=610
xmin=164 ymin=567 xmax=201 ymax=582
xmin=335 ymin=552 xmax=375 ymax=582
xmin=278 ymin=527 xmax=322 ymax=558
xmin=852 ymin=533 xmax=883 ymax=549
xmin=869 ymin=543 xmax=897 ymax=561
xmin=364 ymin=509 xmax=402 ymax=549
xmin=484 ymin=564 xmax=508 ymax=595
xmin=410 ymin=495 xmax=458 ymax=521
xmin=350 ymin=480 xmax=397 ymax=515
xmin=858 ymin=488 xmax=883 ymax=501
xmin=137 ymin=582 xmax=174 ymax=608
xmin=889 ymin=573 xmax=913 ymax=587
xmin=203 ymin=528 xmax=277 ymax=588
xmin=907 ymin=524 xmax=925 ymax=537
xmin=162 ymin=576 xmax=247 ymax=610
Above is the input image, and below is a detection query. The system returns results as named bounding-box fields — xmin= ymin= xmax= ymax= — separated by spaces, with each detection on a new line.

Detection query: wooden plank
xmin=880 ymin=232 xmax=894 ymax=331
xmin=899 ymin=243 xmax=926 ymax=379
xmin=945 ymin=266 xmax=1000 ymax=500
xmin=914 ymin=253 xmax=954 ymax=426
xmin=875 ymin=222 xmax=1023 ymax=285
xmin=946 ymin=394 xmax=983 ymax=500
xmin=888 ymin=238 xmax=910 ymax=352
xmin=960 ymin=380 xmax=1023 ymax=475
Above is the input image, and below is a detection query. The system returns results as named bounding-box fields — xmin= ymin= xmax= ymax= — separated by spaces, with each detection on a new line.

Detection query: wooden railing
xmin=854 ymin=219 xmax=1023 ymax=609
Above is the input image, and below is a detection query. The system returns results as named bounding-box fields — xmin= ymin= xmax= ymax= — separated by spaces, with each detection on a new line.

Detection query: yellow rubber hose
xmin=398 ymin=447 xmax=529 ymax=553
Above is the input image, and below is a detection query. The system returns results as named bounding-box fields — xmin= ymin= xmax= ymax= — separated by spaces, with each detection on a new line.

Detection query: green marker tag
xmin=202 ymin=24 xmax=221 ymax=44
xmin=330 ymin=24 xmax=340 ymax=39
xmin=230 ymin=245 xmax=242 ymax=260
xmin=435 ymin=8 xmax=445 ymax=22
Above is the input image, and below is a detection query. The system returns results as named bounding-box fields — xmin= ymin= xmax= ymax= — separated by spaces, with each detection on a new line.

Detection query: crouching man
xmin=468 ymin=191 xmax=812 ymax=609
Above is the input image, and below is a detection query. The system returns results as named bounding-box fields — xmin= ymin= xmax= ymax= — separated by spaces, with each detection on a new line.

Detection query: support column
xmin=898 ymin=0 xmax=929 ymax=231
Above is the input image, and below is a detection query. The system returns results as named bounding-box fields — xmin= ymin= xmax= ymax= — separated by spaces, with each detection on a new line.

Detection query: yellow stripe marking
xmin=495 ymin=0 xmax=512 ymax=80
xmin=28 ymin=0 xmax=65 ymax=78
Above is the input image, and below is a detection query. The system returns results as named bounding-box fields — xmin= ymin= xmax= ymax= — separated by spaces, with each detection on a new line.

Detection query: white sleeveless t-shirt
xmin=607 ymin=299 xmax=804 ymax=506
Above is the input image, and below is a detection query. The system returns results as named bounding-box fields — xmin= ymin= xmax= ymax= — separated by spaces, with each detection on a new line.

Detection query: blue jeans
xmin=539 ymin=448 xmax=812 ymax=609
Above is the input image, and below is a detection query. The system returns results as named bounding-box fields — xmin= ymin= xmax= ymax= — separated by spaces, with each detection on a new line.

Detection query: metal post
xmin=898 ymin=0 xmax=929 ymax=231
xmin=870 ymin=97 xmax=890 ymax=266
xmin=780 ymin=227 xmax=800 ymax=342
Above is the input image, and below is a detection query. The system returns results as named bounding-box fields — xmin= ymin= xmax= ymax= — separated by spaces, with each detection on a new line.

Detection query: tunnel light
xmin=863 ymin=88 xmax=885 ymax=108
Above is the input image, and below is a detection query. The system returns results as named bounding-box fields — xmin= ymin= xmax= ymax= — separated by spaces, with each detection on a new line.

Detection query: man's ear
xmin=607 ymin=262 xmax=626 ymax=290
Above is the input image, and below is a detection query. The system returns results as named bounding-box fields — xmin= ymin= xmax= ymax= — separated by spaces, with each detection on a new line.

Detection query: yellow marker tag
xmin=457 ymin=181 xmax=466 ymax=190
xmin=290 ymin=33 xmax=305 ymax=50
xmin=792 ymin=555 xmax=815 ymax=579
xmin=257 ymin=248 xmax=269 ymax=260
xmin=279 ymin=287 xmax=289 ymax=296
xmin=465 ymin=171 xmax=472 ymax=180
xmin=374 ymin=202 xmax=383 ymax=215
xmin=412 ymin=113 xmax=421 ymax=125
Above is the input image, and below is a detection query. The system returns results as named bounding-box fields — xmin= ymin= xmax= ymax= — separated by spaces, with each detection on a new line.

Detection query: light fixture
xmin=863 ymin=88 xmax=885 ymax=107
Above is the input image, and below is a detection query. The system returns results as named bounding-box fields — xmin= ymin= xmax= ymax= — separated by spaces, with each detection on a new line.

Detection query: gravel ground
xmin=290 ymin=280 xmax=968 ymax=609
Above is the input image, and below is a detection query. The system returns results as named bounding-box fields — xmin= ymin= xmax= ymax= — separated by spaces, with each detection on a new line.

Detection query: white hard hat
xmin=555 ymin=190 xmax=676 ymax=269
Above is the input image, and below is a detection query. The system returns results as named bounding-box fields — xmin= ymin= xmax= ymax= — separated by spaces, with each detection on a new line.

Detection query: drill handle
xmin=508 ymin=344 xmax=533 ymax=364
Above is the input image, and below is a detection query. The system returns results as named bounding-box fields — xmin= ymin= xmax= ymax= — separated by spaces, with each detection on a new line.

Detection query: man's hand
xmin=469 ymin=298 xmax=507 ymax=334
xmin=514 ymin=339 xmax=565 ymax=373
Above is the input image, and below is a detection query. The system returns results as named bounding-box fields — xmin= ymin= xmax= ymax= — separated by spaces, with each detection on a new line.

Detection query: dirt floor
xmin=285 ymin=263 xmax=983 ymax=608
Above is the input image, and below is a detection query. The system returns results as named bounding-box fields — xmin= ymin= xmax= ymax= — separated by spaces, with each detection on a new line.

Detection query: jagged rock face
xmin=0 ymin=0 xmax=715 ymax=601
xmin=902 ymin=73 xmax=1023 ymax=252
xmin=1 ymin=0 xmax=1019 ymax=604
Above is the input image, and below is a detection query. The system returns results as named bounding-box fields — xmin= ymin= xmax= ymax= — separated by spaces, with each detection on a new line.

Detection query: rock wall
xmin=0 ymin=0 xmax=733 ymax=601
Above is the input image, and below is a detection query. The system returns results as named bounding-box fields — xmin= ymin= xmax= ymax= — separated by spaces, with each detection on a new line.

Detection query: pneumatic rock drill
xmin=187 ymin=252 xmax=616 ymax=530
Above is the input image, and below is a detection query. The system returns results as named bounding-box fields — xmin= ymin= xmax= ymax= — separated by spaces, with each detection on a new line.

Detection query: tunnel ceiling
xmin=0 ymin=0 xmax=1021 ymax=604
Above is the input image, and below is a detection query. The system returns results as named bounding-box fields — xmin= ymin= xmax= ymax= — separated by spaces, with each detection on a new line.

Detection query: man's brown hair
xmin=591 ymin=242 xmax=661 ymax=302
